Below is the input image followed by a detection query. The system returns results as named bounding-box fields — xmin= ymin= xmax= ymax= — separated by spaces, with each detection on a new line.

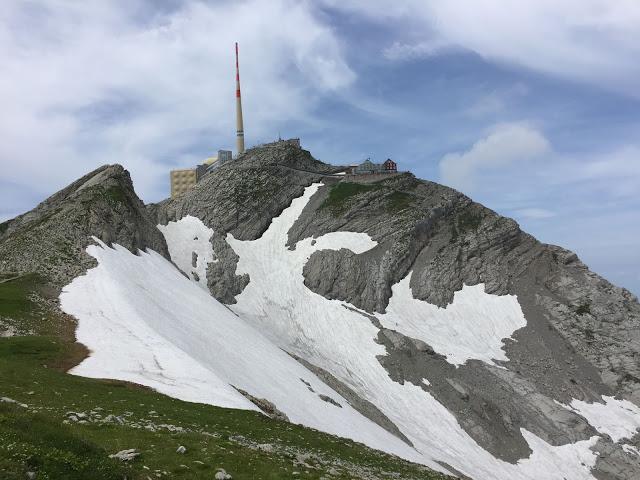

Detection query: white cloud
xmin=324 ymin=0 xmax=640 ymax=97
xmin=439 ymin=123 xmax=550 ymax=192
xmin=0 ymin=0 xmax=354 ymax=204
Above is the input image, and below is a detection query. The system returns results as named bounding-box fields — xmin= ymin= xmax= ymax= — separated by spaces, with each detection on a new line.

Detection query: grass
xmin=0 ymin=401 xmax=126 ymax=480
xmin=0 ymin=274 xmax=73 ymax=340
xmin=456 ymin=210 xmax=482 ymax=233
xmin=103 ymin=186 xmax=128 ymax=206
xmin=385 ymin=191 xmax=414 ymax=213
xmin=0 ymin=275 xmax=450 ymax=480
xmin=79 ymin=185 xmax=130 ymax=210
xmin=0 ymin=274 xmax=39 ymax=319
xmin=450 ymin=209 xmax=483 ymax=243
xmin=320 ymin=182 xmax=382 ymax=215
xmin=321 ymin=182 xmax=416 ymax=216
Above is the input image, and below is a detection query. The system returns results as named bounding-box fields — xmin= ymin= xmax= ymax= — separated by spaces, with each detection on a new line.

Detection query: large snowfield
xmin=60 ymin=183 xmax=640 ymax=480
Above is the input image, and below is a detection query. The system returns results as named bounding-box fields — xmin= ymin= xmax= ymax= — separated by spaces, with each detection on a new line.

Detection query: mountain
xmin=1 ymin=141 xmax=639 ymax=479
xmin=0 ymin=164 xmax=168 ymax=291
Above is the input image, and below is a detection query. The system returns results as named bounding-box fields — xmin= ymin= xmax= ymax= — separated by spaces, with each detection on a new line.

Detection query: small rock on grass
xmin=214 ymin=468 xmax=232 ymax=479
xmin=176 ymin=445 xmax=186 ymax=454
xmin=1 ymin=397 xmax=28 ymax=408
xmin=109 ymin=449 xmax=140 ymax=461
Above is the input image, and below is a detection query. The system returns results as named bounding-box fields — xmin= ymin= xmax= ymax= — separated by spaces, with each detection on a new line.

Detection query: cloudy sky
xmin=1 ymin=0 xmax=639 ymax=296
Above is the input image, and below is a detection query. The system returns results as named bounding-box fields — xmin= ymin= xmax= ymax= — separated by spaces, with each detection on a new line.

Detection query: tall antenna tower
xmin=235 ymin=42 xmax=245 ymax=155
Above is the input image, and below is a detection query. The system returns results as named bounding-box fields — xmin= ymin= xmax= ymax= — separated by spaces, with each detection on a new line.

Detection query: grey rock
xmin=318 ymin=394 xmax=342 ymax=408
xmin=109 ymin=448 xmax=140 ymax=461
xmin=103 ymin=414 xmax=125 ymax=424
xmin=233 ymin=387 xmax=289 ymax=422
xmin=0 ymin=164 xmax=169 ymax=292
xmin=176 ymin=445 xmax=186 ymax=454
xmin=0 ymin=397 xmax=28 ymax=408
xmin=214 ymin=468 xmax=232 ymax=479
xmin=257 ymin=443 xmax=274 ymax=453
xmin=592 ymin=437 xmax=640 ymax=479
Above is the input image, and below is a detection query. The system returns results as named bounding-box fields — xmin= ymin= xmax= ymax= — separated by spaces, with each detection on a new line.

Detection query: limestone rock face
xmin=0 ymin=164 xmax=169 ymax=291
xmin=147 ymin=142 xmax=336 ymax=302
xmin=150 ymin=141 xmax=640 ymax=478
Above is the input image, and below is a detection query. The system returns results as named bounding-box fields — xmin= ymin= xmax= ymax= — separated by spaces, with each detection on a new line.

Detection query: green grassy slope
xmin=320 ymin=182 xmax=417 ymax=217
xmin=0 ymin=275 xmax=452 ymax=480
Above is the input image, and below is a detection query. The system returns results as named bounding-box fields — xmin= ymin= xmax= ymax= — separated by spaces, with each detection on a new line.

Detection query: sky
xmin=1 ymin=0 xmax=639 ymax=296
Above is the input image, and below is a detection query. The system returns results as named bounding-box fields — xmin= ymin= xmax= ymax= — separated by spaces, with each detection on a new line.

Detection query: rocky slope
xmin=149 ymin=141 xmax=640 ymax=479
xmin=2 ymin=140 xmax=639 ymax=479
xmin=0 ymin=164 xmax=168 ymax=291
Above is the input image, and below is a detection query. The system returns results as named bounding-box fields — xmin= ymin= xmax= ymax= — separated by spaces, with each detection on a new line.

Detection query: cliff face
xmin=152 ymin=142 xmax=640 ymax=479
xmin=0 ymin=164 xmax=169 ymax=291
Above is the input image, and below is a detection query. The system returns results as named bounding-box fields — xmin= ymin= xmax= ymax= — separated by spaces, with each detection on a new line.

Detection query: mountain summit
xmin=2 ymin=141 xmax=639 ymax=480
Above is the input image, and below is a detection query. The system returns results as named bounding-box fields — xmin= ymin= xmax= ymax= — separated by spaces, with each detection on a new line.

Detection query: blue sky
xmin=1 ymin=0 xmax=639 ymax=296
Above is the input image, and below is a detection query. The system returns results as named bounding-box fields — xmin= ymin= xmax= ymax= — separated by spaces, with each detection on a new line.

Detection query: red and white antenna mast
xmin=235 ymin=42 xmax=245 ymax=155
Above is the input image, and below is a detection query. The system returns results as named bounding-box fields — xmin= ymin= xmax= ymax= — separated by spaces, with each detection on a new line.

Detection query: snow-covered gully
xmin=60 ymin=183 xmax=640 ymax=479
xmin=60 ymin=239 xmax=420 ymax=462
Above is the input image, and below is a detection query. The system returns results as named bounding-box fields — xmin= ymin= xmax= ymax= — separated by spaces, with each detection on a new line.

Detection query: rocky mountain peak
xmin=237 ymin=140 xmax=342 ymax=173
xmin=0 ymin=164 xmax=168 ymax=290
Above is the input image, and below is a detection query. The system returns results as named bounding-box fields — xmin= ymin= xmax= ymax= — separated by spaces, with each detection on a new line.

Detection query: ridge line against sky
xmin=1 ymin=0 xmax=639 ymax=295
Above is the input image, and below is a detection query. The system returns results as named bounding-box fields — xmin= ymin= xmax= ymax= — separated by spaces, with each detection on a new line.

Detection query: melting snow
xmin=226 ymin=183 xmax=600 ymax=480
xmin=157 ymin=215 xmax=216 ymax=288
xmin=61 ymin=238 xmax=420 ymax=462
xmin=565 ymin=396 xmax=640 ymax=443
xmin=379 ymin=273 xmax=526 ymax=366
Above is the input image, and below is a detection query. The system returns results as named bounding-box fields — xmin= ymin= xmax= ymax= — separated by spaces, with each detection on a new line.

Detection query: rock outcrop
xmin=0 ymin=164 xmax=168 ymax=291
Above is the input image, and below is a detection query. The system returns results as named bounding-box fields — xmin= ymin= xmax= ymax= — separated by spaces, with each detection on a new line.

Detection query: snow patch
xmin=379 ymin=273 xmax=527 ymax=367
xmin=565 ymin=396 xmax=640 ymax=443
xmin=157 ymin=215 xmax=216 ymax=288
xmin=60 ymin=238 xmax=420 ymax=463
